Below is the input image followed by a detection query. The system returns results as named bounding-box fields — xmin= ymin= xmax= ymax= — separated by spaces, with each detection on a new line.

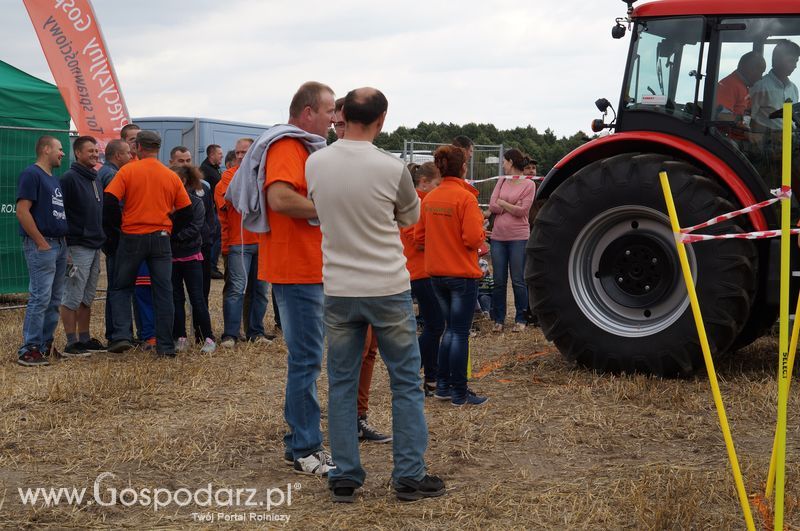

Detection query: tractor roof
xmin=633 ymin=0 xmax=800 ymax=18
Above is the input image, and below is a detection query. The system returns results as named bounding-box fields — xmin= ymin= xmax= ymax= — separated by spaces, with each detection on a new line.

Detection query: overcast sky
xmin=3 ymin=0 xmax=631 ymax=137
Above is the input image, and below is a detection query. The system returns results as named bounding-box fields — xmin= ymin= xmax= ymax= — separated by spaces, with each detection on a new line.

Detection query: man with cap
xmin=104 ymin=130 xmax=193 ymax=356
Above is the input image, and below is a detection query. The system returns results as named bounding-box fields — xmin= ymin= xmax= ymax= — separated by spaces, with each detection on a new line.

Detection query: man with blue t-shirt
xmin=15 ymin=135 xmax=69 ymax=366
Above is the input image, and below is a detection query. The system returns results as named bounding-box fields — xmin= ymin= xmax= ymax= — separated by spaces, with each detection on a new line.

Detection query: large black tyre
xmin=526 ymin=153 xmax=757 ymax=377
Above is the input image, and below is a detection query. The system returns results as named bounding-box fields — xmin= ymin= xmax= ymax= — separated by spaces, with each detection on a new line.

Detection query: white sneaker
xmin=176 ymin=337 xmax=188 ymax=352
xmin=200 ymin=338 xmax=217 ymax=354
xmin=293 ymin=450 xmax=334 ymax=476
xmin=220 ymin=337 xmax=236 ymax=349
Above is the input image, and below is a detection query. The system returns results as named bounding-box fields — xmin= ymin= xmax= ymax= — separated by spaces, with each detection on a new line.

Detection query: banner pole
xmin=659 ymin=171 xmax=755 ymax=531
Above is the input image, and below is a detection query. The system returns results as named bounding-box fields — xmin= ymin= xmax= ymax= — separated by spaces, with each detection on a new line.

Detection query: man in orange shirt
xmin=260 ymin=81 xmax=335 ymax=476
xmin=104 ymin=130 xmax=192 ymax=356
xmin=716 ymin=51 xmax=766 ymax=118
xmin=215 ymin=137 xmax=270 ymax=347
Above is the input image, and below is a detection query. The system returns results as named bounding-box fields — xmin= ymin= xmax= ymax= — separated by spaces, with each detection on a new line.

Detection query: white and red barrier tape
xmin=468 ymin=175 xmax=544 ymax=185
xmin=680 ymin=228 xmax=800 ymax=243
xmin=678 ymin=186 xmax=794 ymax=243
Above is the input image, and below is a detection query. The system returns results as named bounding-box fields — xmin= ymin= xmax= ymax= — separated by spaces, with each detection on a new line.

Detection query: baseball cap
xmin=136 ymin=130 xmax=162 ymax=149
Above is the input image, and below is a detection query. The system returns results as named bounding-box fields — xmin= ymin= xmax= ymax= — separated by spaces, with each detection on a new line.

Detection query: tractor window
xmin=711 ymin=17 xmax=800 ymax=190
xmin=625 ymin=17 xmax=707 ymax=121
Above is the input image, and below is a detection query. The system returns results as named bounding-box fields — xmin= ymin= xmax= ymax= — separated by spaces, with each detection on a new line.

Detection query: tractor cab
xmin=614 ymin=2 xmax=800 ymax=205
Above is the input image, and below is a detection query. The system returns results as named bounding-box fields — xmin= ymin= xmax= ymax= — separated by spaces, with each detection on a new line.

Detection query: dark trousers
xmin=411 ymin=278 xmax=445 ymax=382
xmin=193 ymin=244 xmax=212 ymax=342
xmin=108 ymin=232 xmax=175 ymax=353
xmin=173 ymin=259 xmax=213 ymax=340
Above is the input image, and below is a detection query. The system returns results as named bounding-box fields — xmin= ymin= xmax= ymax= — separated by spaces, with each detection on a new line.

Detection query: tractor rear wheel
xmin=526 ymin=153 xmax=757 ymax=377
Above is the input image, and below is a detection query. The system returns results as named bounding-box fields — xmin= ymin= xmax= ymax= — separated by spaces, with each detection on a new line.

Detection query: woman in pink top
xmin=488 ymin=148 xmax=536 ymax=332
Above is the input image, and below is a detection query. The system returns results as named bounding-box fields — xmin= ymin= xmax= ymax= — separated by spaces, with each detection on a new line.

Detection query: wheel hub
xmin=569 ymin=206 xmax=695 ymax=338
xmin=599 ymin=234 xmax=674 ymax=308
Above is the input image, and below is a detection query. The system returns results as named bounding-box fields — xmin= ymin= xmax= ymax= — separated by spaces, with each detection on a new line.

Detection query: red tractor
xmin=527 ymin=0 xmax=800 ymax=376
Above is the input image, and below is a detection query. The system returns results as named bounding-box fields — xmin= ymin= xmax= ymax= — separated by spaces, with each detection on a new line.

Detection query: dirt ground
xmin=1 ymin=275 xmax=800 ymax=530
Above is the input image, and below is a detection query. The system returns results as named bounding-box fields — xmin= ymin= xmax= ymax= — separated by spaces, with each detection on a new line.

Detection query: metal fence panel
xmin=402 ymin=141 xmax=504 ymax=206
xmin=0 ymin=125 xmax=71 ymax=294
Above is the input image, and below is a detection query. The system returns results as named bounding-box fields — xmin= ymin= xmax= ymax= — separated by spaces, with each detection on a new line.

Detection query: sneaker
xmin=249 ymin=334 xmax=274 ymax=345
xmin=62 ymin=343 xmax=91 ymax=358
xmin=107 ymin=339 xmax=132 ymax=353
xmin=283 ymin=451 xmax=294 ymax=466
xmin=220 ymin=337 xmax=236 ymax=349
xmin=358 ymin=415 xmax=392 ymax=443
xmin=330 ymin=479 xmax=360 ymax=503
xmin=394 ymin=474 xmax=446 ymax=502
xmin=423 ymin=381 xmax=436 ymax=397
xmin=452 ymin=388 xmax=489 ymax=407
xmin=43 ymin=342 xmax=60 ymax=359
xmin=175 ymin=337 xmax=188 ymax=352
xmin=513 ymin=323 xmax=527 ymax=333
xmin=17 ymin=347 xmax=49 ymax=367
xmin=433 ymin=384 xmax=451 ymax=401
xmin=200 ymin=338 xmax=217 ymax=354
xmin=210 ymin=267 xmax=224 ymax=280
xmin=142 ymin=338 xmax=157 ymax=352
xmin=80 ymin=338 xmax=106 ymax=352
xmin=492 ymin=323 xmax=504 ymax=333
xmin=293 ymin=450 xmax=334 ymax=476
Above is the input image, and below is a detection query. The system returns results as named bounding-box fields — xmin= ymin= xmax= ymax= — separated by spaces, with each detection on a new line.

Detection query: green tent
xmin=0 ymin=60 xmax=70 ymax=294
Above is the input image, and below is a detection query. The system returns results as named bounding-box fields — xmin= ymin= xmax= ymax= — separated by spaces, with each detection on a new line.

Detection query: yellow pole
xmin=467 ymin=341 xmax=472 ymax=379
xmin=766 ymin=292 xmax=800 ymax=497
xmin=771 ymin=101 xmax=794 ymax=531
xmin=659 ymin=171 xmax=755 ymax=531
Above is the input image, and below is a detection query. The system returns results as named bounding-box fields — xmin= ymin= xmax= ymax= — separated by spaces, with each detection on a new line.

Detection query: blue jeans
xmin=222 ymin=245 xmax=268 ymax=339
xmin=108 ymin=232 xmax=175 ymax=353
xmin=431 ymin=277 xmax=478 ymax=400
xmin=325 ymin=290 xmax=428 ymax=486
xmin=411 ymin=278 xmax=445 ymax=382
xmin=273 ymin=283 xmax=325 ymax=459
xmin=20 ymin=236 xmax=67 ymax=354
xmin=135 ymin=261 xmax=154 ymax=341
xmin=490 ymin=239 xmax=528 ymax=325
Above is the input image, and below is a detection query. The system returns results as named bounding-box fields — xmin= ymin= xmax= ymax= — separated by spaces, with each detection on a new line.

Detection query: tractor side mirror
xmin=596 ymin=98 xmax=612 ymax=113
xmin=612 ymin=21 xmax=626 ymax=39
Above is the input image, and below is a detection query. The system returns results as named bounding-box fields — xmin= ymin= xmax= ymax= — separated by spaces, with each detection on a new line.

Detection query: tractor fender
xmin=537 ymin=131 xmax=767 ymax=231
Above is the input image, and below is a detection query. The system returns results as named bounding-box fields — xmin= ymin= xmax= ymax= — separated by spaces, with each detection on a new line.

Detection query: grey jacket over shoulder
xmin=223 ymin=124 xmax=328 ymax=233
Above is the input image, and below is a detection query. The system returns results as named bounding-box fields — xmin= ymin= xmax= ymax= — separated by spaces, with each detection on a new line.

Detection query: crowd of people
xmin=13 ymin=82 xmax=541 ymax=503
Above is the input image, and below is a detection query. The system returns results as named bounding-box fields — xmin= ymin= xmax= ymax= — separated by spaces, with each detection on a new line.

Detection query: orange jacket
xmin=415 ymin=177 xmax=485 ymax=279
xmin=214 ymin=165 xmax=260 ymax=254
xmin=401 ymin=190 xmax=428 ymax=281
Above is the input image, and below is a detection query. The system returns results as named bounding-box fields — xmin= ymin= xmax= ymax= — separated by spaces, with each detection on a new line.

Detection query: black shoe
xmin=79 ymin=338 xmax=106 ymax=352
xmin=210 ymin=268 xmax=224 ymax=279
xmin=394 ymin=474 xmax=446 ymax=502
xmin=107 ymin=339 xmax=132 ymax=353
xmin=43 ymin=342 xmax=60 ymax=359
xmin=358 ymin=415 xmax=392 ymax=443
xmin=62 ymin=343 xmax=91 ymax=358
xmin=330 ymin=479 xmax=360 ymax=503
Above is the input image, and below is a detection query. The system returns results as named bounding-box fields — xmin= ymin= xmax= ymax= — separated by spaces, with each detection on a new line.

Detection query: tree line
xmin=327 ymin=122 xmax=593 ymax=174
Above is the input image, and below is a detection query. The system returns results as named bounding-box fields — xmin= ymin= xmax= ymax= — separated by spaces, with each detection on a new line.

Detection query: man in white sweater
xmin=306 ymin=87 xmax=445 ymax=503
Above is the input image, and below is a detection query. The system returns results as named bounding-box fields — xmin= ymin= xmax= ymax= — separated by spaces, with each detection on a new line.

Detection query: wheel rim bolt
xmin=618 ymin=277 xmax=624 ymax=283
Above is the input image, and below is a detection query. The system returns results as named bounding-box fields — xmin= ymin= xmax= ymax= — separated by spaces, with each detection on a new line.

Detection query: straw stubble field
xmin=1 ymin=275 xmax=799 ymax=529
